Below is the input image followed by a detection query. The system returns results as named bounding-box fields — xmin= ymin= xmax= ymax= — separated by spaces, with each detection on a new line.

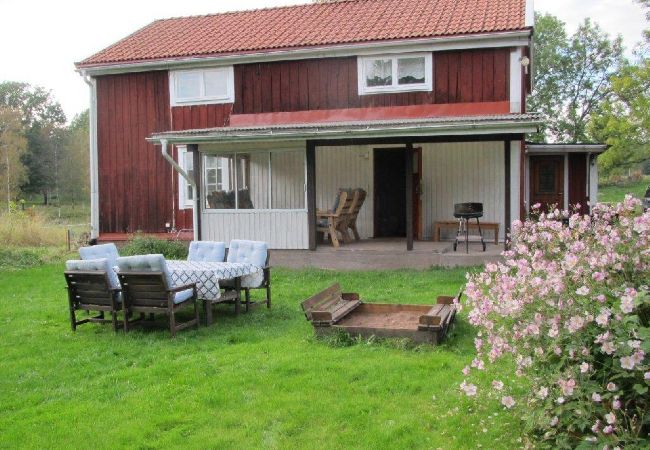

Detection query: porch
xmin=271 ymin=238 xmax=504 ymax=270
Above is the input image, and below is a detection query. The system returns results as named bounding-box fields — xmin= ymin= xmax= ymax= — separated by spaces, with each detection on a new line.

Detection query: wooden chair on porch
xmin=344 ymin=188 xmax=367 ymax=241
xmin=316 ymin=190 xmax=353 ymax=248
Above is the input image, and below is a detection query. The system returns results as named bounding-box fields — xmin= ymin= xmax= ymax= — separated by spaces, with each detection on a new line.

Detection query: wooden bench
xmin=433 ymin=220 xmax=500 ymax=245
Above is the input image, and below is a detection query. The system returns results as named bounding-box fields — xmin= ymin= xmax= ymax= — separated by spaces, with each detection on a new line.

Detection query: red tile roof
xmin=77 ymin=0 xmax=527 ymax=68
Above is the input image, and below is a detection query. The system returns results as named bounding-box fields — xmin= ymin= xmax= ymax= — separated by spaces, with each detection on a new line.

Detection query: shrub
xmin=459 ymin=197 xmax=649 ymax=448
xmin=120 ymin=235 xmax=188 ymax=259
xmin=0 ymin=203 xmax=66 ymax=247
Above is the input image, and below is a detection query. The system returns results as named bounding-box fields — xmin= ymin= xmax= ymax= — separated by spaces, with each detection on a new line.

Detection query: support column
xmin=504 ymin=140 xmax=511 ymax=250
xmin=188 ymin=144 xmax=202 ymax=240
xmin=306 ymin=141 xmax=317 ymax=251
xmin=405 ymin=142 xmax=414 ymax=251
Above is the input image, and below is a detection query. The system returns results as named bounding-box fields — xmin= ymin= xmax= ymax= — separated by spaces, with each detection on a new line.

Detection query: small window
xmin=170 ymin=67 xmax=234 ymax=106
xmin=177 ymin=145 xmax=194 ymax=208
xmin=358 ymin=53 xmax=432 ymax=95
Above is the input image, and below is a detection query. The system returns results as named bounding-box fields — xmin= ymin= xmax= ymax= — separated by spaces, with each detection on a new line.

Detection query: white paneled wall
xmin=316 ymin=146 xmax=374 ymax=239
xmin=248 ymin=153 xmax=270 ymax=209
xmin=271 ymin=151 xmax=305 ymax=209
xmin=201 ymin=211 xmax=308 ymax=249
xmin=421 ymin=142 xmax=505 ymax=241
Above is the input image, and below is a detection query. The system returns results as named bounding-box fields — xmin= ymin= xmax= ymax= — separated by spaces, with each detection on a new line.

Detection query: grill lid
xmin=454 ymin=202 xmax=483 ymax=219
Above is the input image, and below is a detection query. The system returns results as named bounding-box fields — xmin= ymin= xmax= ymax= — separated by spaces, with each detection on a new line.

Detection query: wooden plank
xmin=261 ymin=62 xmax=273 ymax=112
xmin=472 ymin=51 xmax=483 ymax=102
xmin=493 ymin=48 xmax=508 ymax=101
xmin=307 ymin=59 xmax=320 ymax=110
xmin=434 ymin=51 xmax=449 ymax=103
xmin=271 ymin=62 xmax=282 ymax=112
xmin=306 ymin=141 xmax=317 ymax=250
xmin=330 ymin=299 xmax=361 ymax=323
xmin=301 ymin=283 xmax=341 ymax=315
xmin=289 ymin=61 xmax=301 ymax=111
xmin=298 ymin=61 xmax=310 ymax=110
xmin=459 ymin=51 xmax=473 ymax=103
xmin=280 ymin=62 xmax=291 ymax=112
xmin=482 ymin=49 xmax=495 ymax=102
xmin=447 ymin=51 xmax=459 ymax=103
xmin=419 ymin=304 xmax=445 ymax=326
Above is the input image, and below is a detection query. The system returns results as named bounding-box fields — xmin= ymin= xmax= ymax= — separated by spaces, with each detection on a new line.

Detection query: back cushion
xmin=66 ymin=258 xmax=120 ymax=290
xmin=227 ymin=240 xmax=268 ymax=267
xmin=79 ymin=243 xmax=119 ymax=268
xmin=116 ymin=254 xmax=172 ymax=287
xmin=188 ymin=241 xmax=225 ymax=262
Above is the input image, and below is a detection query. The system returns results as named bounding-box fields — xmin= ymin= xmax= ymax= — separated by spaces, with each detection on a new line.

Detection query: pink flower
xmin=537 ymin=386 xmax=549 ymax=399
xmin=576 ymin=286 xmax=590 ymax=296
xmin=591 ymin=420 xmax=601 ymax=433
xmin=558 ymin=378 xmax=576 ymax=396
xmin=492 ymin=380 xmax=504 ymax=391
xmin=501 ymin=396 xmax=515 ymax=409
xmin=592 ymin=392 xmax=601 ymax=402
xmin=580 ymin=362 xmax=590 ymax=373
xmin=605 ymin=412 xmax=616 ymax=424
xmin=607 ymin=382 xmax=617 ymax=392
xmin=612 ymin=399 xmax=621 ymax=410
xmin=603 ymin=425 xmax=614 ymax=434
xmin=601 ymin=341 xmax=616 ymax=355
xmin=645 ymin=372 xmax=650 ymax=380
xmin=462 ymin=366 xmax=470 ymax=376
xmin=550 ymin=416 xmax=559 ymax=426
xmin=620 ymin=356 xmax=636 ymax=370
xmin=592 ymin=271 xmax=605 ymax=281
xmin=460 ymin=381 xmax=477 ymax=396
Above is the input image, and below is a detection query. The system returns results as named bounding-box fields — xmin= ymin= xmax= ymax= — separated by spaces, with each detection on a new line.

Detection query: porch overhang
xmin=147 ymin=113 xmax=542 ymax=145
xmin=526 ymin=143 xmax=608 ymax=154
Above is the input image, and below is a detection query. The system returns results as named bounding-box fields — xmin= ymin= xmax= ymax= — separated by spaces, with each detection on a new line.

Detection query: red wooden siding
xmin=96 ymin=71 xmax=173 ymax=233
xmin=171 ymin=104 xmax=233 ymax=130
xmin=569 ymin=153 xmax=588 ymax=214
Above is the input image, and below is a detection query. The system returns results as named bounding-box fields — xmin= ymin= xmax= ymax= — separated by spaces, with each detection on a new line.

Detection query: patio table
xmin=165 ymin=260 xmax=262 ymax=325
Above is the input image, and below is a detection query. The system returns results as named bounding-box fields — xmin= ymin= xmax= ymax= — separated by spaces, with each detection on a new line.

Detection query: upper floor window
xmin=170 ymin=67 xmax=234 ymax=106
xmin=357 ymin=53 xmax=432 ymax=95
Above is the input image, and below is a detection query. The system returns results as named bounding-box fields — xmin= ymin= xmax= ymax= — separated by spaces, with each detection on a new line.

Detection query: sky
xmin=0 ymin=0 xmax=646 ymax=121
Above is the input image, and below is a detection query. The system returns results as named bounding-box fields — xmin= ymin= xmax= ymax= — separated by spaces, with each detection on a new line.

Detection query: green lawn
xmin=599 ymin=177 xmax=649 ymax=203
xmin=0 ymin=265 xmax=523 ymax=449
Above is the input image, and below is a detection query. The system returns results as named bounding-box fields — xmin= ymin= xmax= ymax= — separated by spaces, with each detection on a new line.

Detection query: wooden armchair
xmin=116 ymin=255 xmax=199 ymax=338
xmin=316 ymin=190 xmax=353 ymax=247
xmin=345 ymin=188 xmax=367 ymax=241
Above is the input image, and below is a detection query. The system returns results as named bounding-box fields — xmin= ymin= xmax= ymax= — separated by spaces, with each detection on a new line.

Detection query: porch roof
xmin=148 ymin=112 xmax=542 ymax=145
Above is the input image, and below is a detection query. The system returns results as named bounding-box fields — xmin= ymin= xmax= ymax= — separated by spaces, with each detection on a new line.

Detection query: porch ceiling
xmin=148 ymin=113 xmax=542 ymax=145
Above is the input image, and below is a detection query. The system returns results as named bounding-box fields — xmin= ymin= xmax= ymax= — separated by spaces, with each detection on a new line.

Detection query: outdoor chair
xmin=223 ymin=240 xmax=271 ymax=312
xmin=187 ymin=240 xmax=226 ymax=262
xmin=345 ymin=188 xmax=367 ymax=241
xmin=64 ymin=258 xmax=122 ymax=332
xmin=79 ymin=243 xmax=120 ymax=268
xmin=316 ymin=189 xmax=353 ymax=247
xmin=116 ymin=254 xmax=199 ymax=337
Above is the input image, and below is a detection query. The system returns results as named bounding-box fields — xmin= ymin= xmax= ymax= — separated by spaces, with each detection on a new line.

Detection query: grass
xmin=0 ymin=265 xmax=524 ymax=449
xmin=599 ymin=176 xmax=649 ymax=204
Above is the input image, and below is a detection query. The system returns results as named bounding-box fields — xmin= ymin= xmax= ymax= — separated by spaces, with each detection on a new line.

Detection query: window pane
xmin=205 ymin=155 xmax=236 ymax=209
xmin=365 ymin=59 xmax=392 ymax=87
xmin=204 ymin=69 xmax=229 ymax=98
xmin=236 ymin=153 xmax=269 ymax=209
xmin=271 ymin=151 xmax=305 ymax=209
xmin=176 ymin=72 xmax=201 ymax=99
xmin=398 ymin=57 xmax=426 ymax=85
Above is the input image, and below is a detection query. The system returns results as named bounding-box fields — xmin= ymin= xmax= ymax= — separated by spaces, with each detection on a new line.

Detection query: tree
xmin=0 ymin=82 xmax=66 ymax=204
xmin=590 ymin=59 xmax=650 ymax=176
xmin=528 ymin=14 xmax=624 ymax=143
xmin=0 ymin=107 xmax=28 ymax=210
xmin=59 ymin=111 xmax=90 ymax=205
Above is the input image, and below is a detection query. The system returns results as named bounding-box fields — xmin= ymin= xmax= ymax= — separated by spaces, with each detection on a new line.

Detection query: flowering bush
xmin=459 ymin=196 xmax=650 ymax=448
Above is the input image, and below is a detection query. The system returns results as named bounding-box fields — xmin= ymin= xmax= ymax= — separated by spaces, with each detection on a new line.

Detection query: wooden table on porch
xmin=433 ymin=220 xmax=500 ymax=245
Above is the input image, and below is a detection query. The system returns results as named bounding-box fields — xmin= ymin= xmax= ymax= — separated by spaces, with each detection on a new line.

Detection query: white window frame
xmin=357 ymin=53 xmax=433 ymax=95
xmin=169 ymin=67 xmax=235 ymax=106
xmin=177 ymin=145 xmax=194 ymax=208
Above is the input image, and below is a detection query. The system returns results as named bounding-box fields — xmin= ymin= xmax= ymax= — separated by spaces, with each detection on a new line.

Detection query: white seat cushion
xmin=66 ymin=258 xmax=121 ymax=291
xmin=174 ymin=288 xmax=194 ymax=304
xmin=116 ymin=254 xmax=173 ymax=288
xmin=188 ymin=241 xmax=225 ymax=262
xmin=227 ymin=240 xmax=268 ymax=267
xmin=79 ymin=243 xmax=119 ymax=269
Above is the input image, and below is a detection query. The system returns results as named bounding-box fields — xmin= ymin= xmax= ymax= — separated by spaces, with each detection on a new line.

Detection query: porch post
xmin=504 ymin=139 xmax=511 ymax=250
xmin=405 ymin=142 xmax=414 ymax=251
xmin=306 ymin=141 xmax=317 ymax=251
xmin=188 ymin=144 xmax=202 ymax=240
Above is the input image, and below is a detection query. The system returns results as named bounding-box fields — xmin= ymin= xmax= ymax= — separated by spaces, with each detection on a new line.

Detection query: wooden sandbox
xmin=301 ymin=284 xmax=460 ymax=345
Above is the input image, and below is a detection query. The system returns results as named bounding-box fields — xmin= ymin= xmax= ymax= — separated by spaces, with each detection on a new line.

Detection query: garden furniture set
xmin=64 ymin=240 xmax=271 ymax=337
xmin=316 ymin=188 xmax=367 ymax=247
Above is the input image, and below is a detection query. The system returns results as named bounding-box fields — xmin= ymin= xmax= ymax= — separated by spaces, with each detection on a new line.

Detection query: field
xmin=0 ymin=265 xmax=524 ymax=449
xmin=598 ymin=176 xmax=649 ymax=204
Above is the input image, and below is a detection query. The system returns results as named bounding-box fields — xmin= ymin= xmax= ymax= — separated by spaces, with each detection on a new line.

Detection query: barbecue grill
xmin=453 ymin=202 xmax=486 ymax=253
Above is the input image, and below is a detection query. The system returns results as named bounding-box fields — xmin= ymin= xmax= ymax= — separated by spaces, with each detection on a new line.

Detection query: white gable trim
xmin=525 ymin=0 xmax=535 ymax=27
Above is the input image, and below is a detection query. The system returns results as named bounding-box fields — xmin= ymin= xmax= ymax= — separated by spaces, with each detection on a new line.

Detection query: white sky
xmin=0 ymin=0 xmax=646 ymax=121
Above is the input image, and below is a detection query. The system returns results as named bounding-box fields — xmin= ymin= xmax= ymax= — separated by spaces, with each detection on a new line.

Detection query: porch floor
xmin=272 ymin=238 xmax=503 ymax=270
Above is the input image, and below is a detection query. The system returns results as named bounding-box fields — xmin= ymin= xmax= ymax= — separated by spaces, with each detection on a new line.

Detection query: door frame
xmin=527 ymin=154 xmax=567 ymax=212
xmin=372 ymin=147 xmax=422 ymax=238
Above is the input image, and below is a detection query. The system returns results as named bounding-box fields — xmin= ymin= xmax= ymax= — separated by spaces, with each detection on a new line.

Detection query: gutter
xmin=81 ymin=74 xmax=99 ymax=239
xmin=159 ymin=139 xmax=199 ymax=241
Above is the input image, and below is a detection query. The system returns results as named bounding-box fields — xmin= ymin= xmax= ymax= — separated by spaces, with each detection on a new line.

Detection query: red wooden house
xmin=75 ymin=0 xmax=604 ymax=250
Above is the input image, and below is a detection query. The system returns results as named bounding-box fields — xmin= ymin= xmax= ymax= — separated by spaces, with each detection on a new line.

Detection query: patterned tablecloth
xmin=166 ymin=260 xmax=262 ymax=301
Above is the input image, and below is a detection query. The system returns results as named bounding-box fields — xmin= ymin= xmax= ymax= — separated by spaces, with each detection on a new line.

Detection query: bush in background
xmin=460 ymin=197 xmax=649 ymax=448
xmin=120 ymin=235 xmax=188 ymax=260
xmin=0 ymin=203 xmax=65 ymax=247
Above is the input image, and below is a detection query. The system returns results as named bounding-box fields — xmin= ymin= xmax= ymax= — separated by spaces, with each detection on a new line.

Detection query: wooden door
xmin=374 ymin=149 xmax=406 ymax=237
xmin=530 ymin=156 xmax=564 ymax=212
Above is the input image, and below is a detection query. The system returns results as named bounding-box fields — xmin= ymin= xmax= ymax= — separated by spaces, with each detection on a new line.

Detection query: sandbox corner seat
xmin=188 ymin=241 xmax=226 ymax=262
xmin=64 ymin=257 xmax=122 ymax=332
xmin=225 ymin=240 xmax=271 ymax=311
xmin=79 ymin=243 xmax=120 ymax=269
xmin=116 ymin=254 xmax=199 ymax=337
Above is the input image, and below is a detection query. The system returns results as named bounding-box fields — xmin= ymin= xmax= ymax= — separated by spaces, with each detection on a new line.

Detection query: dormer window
xmin=170 ymin=67 xmax=235 ymax=106
xmin=358 ymin=53 xmax=432 ymax=95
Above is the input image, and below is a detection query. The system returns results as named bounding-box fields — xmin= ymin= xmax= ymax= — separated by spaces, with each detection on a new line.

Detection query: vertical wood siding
xmin=96 ymin=71 xmax=172 ymax=233
xmin=201 ymin=211 xmax=308 ymax=249
xmin=420 ymin=142 xmax=505 ymax=241
xmin=170 ymin=104 xmax=233 ymax=130
xmin=271 ymin=151 xmax=305 ymax=209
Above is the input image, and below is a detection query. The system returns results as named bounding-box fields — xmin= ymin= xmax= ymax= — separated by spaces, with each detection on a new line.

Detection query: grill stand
xmin=453 ymin=216 xmax=486 ymax=253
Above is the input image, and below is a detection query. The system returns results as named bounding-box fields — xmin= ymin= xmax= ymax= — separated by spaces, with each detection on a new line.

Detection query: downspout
xmin=159 ymin=139 xmax=199 ymax=241
xmin=81 ymin=73 xmax=99 ymax=240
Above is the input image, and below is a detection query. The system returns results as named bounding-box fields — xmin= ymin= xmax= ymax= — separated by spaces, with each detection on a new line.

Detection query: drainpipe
xmin=81 ymin=73 xmax=99 ymax=240
xmin=160 ymin=139 xmax=199 ymax=241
